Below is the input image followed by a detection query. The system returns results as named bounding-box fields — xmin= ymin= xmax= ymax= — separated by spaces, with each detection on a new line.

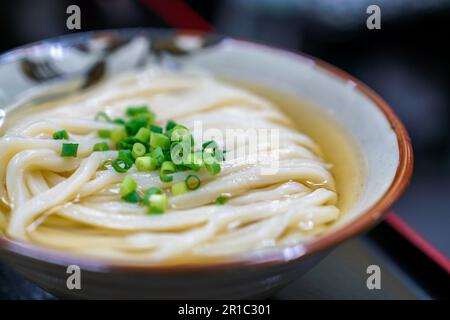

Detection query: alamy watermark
xmin=169 ymin=122 xmax=281 ymax=176
xmin=66 ymin=265 xmax=81 ymax=290
xmin=66 ymin=5 xmax=81 ymax=30
xmin=366 ymin=264 xmax=381 ymax=290
xmin=366 ymin=5 xmax=381 ymax=30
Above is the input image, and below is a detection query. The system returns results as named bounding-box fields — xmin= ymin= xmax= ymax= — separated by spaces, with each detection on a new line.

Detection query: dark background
xmin=0 ymin=0 xmax=449 ymax=298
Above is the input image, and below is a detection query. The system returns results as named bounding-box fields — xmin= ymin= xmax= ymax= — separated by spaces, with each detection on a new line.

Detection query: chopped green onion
xmin=125 ymin=115 xmax=150 ymax=135
xmin=97 ymin=130 xmax=111 ymax=138
xmin=132 ymin=142 xmax=146 ymax=159
xmin=135 ymin=156 xmax=157 ymax=172
xmin=121 ymin=191 xmax=141 ymax=203
xmin=111 ymin=127 xmax=126 ymax=144
xmin=163 ymin=149 xmax=172 ymax=161
xmin=116 ymin=141 xmax=133 ymax=150
xmin=150 ymin=125 xmax=163 ymax=134
xmin=93 ymin=142 xmax=110 ymax=152
xmin=160 ymin=161 xmax=175 ymax=183
xmin=143 ymin=187 xmax=163 ymax=206
xmin=135 ymin=127 xmax=151 ymax=143
xmin=161 ymin=161 xmax=176 ymax=174
xmin=170 ymin=141 xmax=186 ymax=164
xmin=147 ymin=194 xmax=168 ymax=214
xmin=126 ymin=136 xmax=138 ymax=143
xmin=118 ymin=137 xmax=138 ymax=149
xmin=203 ymin=140 xmax=224 ymax=162
xmin=171 ymin=181 xmax=188 ymax=196
xmin=160 ymin=175 xmax=173 ymax=183
xmin=60 ymin=143 xmax=78 ymax=157
xmin=126 ymin=106 xmax=149 ymax=117
xmin=165 ymin=120 xmax=177 ymax=132
xmin=53 ymin=130 xmax=69 ymax=140
xmin=151 ymin=147 xmax=165 ymax=166
xmin=215 ymin=196 xmax=229 ymax=205
xmin=150 ymin=132 xmax=170 ymax=150
xmin=185 ymin=175 xmax=201 ymax=190
xmin=205 ymin=162 xmax=221 ymax=176
xmin=184 ymin=151 xmax=203 ymax=171
xmin=92 ymin=106 xmax=220 ymax=196
xmin=95 ymin=112 xmax=111 ymax=122
xmin=175 ymin=164 xmax=189 ymax=172
xmin=169 ymin=125 xmax=190 ymax=142
xmin=202 ymin=140 xmax=223 ymax=176
xmin=112 ymin=156 xmax=133 ymax=173
xmin=120 ymin=176 xmax=137 ymax=196
xmin=112 ymin=118 xmax=126 ymax=125
xmin=118 ymin=149 xmax=133 ymax=160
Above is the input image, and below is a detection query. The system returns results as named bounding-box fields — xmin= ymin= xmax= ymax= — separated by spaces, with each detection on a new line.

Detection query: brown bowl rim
xmin=0 ymin=31 xmax=413 ymax=273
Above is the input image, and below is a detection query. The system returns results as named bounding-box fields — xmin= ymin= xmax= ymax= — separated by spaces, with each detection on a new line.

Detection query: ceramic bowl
xmin=0 ymin=29 xmax=413 ymax=299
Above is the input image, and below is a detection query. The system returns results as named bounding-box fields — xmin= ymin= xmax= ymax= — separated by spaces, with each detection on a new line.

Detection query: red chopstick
xmin=386 ymin=213 xmax=450 ymax=275
xmin=140 ymin=0 xmax=214 ymax=31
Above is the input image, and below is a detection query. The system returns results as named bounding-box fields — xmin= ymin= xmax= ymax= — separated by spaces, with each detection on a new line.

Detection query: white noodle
xmin=0 ymin=68 xmax=340 ymax=263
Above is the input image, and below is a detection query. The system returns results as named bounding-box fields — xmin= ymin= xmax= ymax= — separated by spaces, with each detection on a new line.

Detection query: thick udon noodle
xmin=0 ymin=68 xmax=339 ymax=263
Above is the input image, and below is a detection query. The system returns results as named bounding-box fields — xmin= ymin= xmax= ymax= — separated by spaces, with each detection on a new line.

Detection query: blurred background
xmin=0 ymin=0 xmax=449 ymax=299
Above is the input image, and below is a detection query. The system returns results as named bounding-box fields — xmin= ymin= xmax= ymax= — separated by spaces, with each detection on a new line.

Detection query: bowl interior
xmin=0 ymin=29 xmax=409 ymax=268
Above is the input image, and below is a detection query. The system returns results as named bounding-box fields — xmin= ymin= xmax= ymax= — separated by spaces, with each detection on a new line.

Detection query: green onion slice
xmin=205 ymin=162 xmax=221 ymax=176
xmin=112 ymin=118 xmax=126 ymax=125
xmin=53 ymin=130 xmax=69 ymax=140
xmin=60 ymin=143 xmax=78 ymax=157
xmin=150 ymin=125 xmax=163 ymax=134
xmin=116 ymin=141 xmax=133 ymax=150
xmin=135 ymin=127 xmax=151 ymax=143
xmin=150 ymin=147 xmax=165 ymax=166
xmin=111 ymin=127 xmax=126 ymax=144
xmin=165 ymin=120 xmax=177 ymax=132
xmin=132 ymin=142 xmax=146 ymax=159
xmin=147 ymin=193 xmax=168 ymax=214
xmin=93 ymin=142 xmax=110 ymax=152
xmin=215 ymin=196 xmax=229 ymax=205
xmin=97 ymin=130 xmax=111 ymax=139
xmin=125 ymin=115 xmax=150 ymax=135
xmin=121 ymin=191 xmax=141 ymax=203
xmin=161 ymin=161 xmax=176 ymax=174
xmin=119 ymin=149 xmax=133 ymax=158
xmin=160 ymin=161 xmax=175 ymax=182
xmin=171 ymin=181 xmax=188 ymax=196
xmin=184 ymin=151 xmax=203 ymax=171
xmin=169 ymin=125 xmax=190 ymax=142
xmin=126 ymin=106 xmax=150 ymax=117
xmin=160 ymin=174 xmax=173 ymax=183
xmin=143 ymin=187 xmax=163 ymax=206
xmin=185 ymin=175 xmax=201 ymax=190
xmin=150 ymin=132 xmax=170 ymax=150
xmin=203 ymin=140 xmax=224 ymax=162
xmin=135 ymin=156 xmax=157 ymax=172
xmin=112 ymin=157 xmax=133 ymax=173
xmin=120 ymin=176 xmax=137 ymax=196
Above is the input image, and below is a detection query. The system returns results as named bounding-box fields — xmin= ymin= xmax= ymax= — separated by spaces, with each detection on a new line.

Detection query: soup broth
xmin=0 ymin=68 xmax=365 ymax=264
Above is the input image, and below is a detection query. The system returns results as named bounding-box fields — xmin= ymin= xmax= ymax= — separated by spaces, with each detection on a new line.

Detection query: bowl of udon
xmin=0 ymin=29 xmax=412 ymax=299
